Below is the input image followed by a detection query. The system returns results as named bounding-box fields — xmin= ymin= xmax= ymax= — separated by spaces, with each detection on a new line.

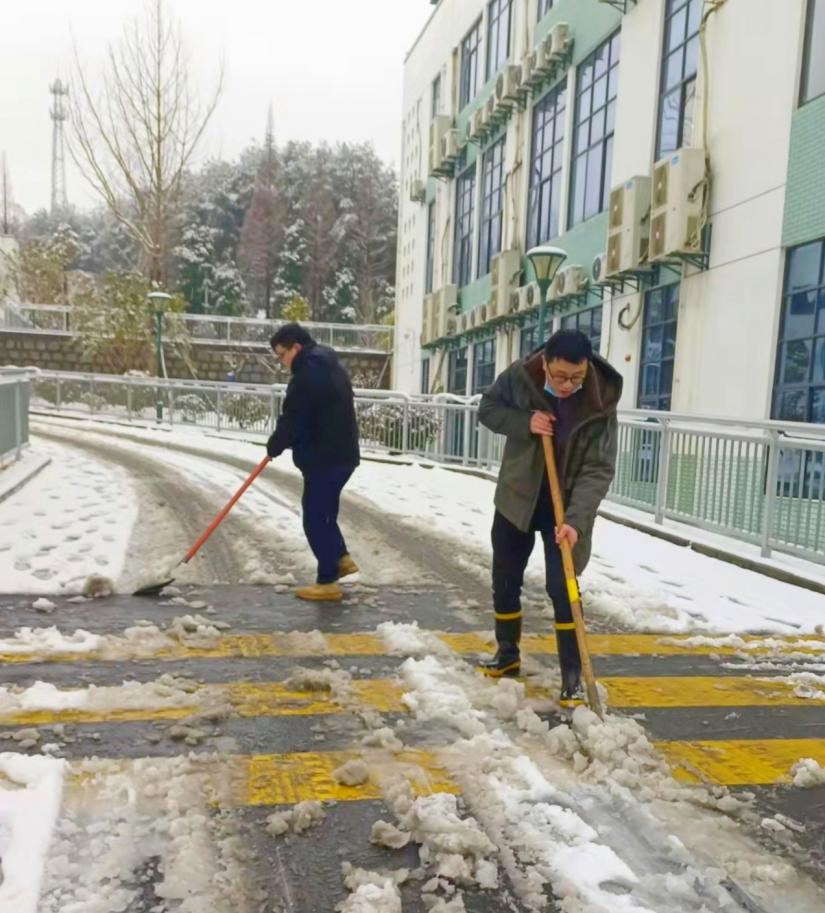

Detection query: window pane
xmin=776 ymin=389 xmax=807 ymax=422
xmin=814 ymin=338 xmax=825 ymax=383
xmin=787 ymin=242 xmax=822 ymax=291
xmin=584 ymin=146 xmax=602 ymax=218
xmin=802 ymin=0 xmax=825 ymax=103
xmin=642 ymin=364 xmax=660 ymax=396
xmin=812 ymin=388 xmax=825 ymax=423
xmin=645 ymin=324 xmax=664 ymax=361
xmin=658 ymin=89 xmax=681 ymax=157
xmin=785 ymin=292 xmax=817 ymax=338
xmin=684 ymin=36 xmax=699 ymax=79
xmin=647 ymin=289 xmax=664 ymax=323
xmin=681 ymin=78 xmax=697 ymax=147
xmin=667 ymin=7 xmax=688 ymax=50
xmin=783 ymin=339 xmax=813 ymax=384
xmin=818 ymin=291 xmax=825 ymax=334
xmin=664 ymin=49 xmax=684 ymax=91
xmin=687 ymin=0 xmax=703 ymax=33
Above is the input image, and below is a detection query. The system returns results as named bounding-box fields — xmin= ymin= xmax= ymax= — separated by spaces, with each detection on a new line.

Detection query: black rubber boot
xmin=477 ymin=641 xmax=521 ymax=678
xmin=555 ymin=624 xmax=584 ymax=708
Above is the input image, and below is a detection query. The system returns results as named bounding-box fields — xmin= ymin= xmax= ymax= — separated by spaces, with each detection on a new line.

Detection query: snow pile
xmin=791 ymin=758 xmax=825 ymax=788
xmin=0 ymin=626 xmax=102 ymax=657
xmin=0 ymin=753 xmax=66 ymax=913
xmin=377 ymin=621 xmax=448 ymax=657
xmin=338 ymin=864 xmax=405 ymax=913
xmin=266 ymin=800 xmax=326 ymax=836
xmin=399 ymin=656 xmax=488 ymax=738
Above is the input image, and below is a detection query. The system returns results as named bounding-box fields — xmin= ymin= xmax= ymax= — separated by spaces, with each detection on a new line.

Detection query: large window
xmin=656 ymin=0 xmax=702 ymax=160
xmin=638 ymin=283 xmax=679 ymax=410
xmin=448 ymin=347 xmax=469 ymax=394
xmin=526 ymin=85 xmax=567 ymax=249
xmin=520 ymin=320 xmax=542 ymax=359
xmin=453 ymin=166 xmax=476 ymax=287
xmin=802 ymin=0 xmax=825 ymax=105
xmin=561 ymin=306 xmax=603 ymax=354
xmin=477 ymin=138 xmax=505 ymax=278
xmin=460 ymin=18 xmax=483 ymax=109
xmin=473 ymin=338 xmax=497 ymax=392
xmin=425 ymin=202 xmax=436 ymax=295
xmin=569 ymin=33 xmax=620 ymax=226
xmin=486 ymin=0 xmax=513 ymax=80
xmin=537 ymin=0 xmax=555 ymax=20
xmin=772 ymin=240 xmax=825 ymax=424
xmin=421 ymin=358 xmax=431 ymax=395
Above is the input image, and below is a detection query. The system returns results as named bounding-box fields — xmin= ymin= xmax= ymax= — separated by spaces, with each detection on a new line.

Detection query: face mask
xmin=545 ymin=382 xmax=582 ymax=397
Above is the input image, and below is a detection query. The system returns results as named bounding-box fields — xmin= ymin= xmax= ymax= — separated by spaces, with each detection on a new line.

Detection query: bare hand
xmin=555 ymin=524 xmax=579 ymax=548
xmin=530 ymin=411 xmax=556 ymax=436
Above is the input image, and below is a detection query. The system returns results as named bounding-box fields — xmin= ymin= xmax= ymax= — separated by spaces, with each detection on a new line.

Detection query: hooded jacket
xmin=478 ymin=350 xmax=623 ymax=574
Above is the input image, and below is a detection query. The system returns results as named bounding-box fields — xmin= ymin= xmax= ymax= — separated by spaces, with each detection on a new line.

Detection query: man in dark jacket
xmin=477 ymin=329 xmax=622 ymax=707
xmin=266 ymin=323 xmax=360 ymax=602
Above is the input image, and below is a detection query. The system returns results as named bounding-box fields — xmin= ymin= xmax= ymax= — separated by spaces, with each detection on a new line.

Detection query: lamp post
xmin=525 ymin=245 xmax=567 ymax=344
xmin=147 ymin=291 xmax=172 ymax=423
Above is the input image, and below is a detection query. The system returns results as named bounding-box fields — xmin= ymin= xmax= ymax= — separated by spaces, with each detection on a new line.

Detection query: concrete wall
xmin=0 ymin=332 xmax=391 ymax=388
xmin=396 ymin=0 xmax=818 ymax=420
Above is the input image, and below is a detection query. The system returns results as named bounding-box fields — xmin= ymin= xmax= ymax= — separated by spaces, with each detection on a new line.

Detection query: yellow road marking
xmin=4 ymin=631 xmax=821 ymax=665
xmin=657 ymin=739 xmax=825 ymax=786
xmin=4 ymin=674 xmax=822 ymax=728
xmin=66 ymin=748 xmax=458 ymax=806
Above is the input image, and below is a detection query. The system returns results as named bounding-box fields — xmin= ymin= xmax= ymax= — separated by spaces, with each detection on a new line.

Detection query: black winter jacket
xmin=267 ymin=343 xmax=360 ymax=473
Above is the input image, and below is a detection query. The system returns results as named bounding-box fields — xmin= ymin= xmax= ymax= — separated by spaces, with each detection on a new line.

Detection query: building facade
xmin=394 ymin=0 xmax=825 ymax=426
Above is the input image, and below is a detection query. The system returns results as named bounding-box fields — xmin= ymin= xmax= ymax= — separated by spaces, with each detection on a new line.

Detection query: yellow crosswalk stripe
xmin=3 ymin=631 xmax=822 ymax=665
xmin=3 ymin=674 xmax=821 ymax=729
xmin=66 ymin=748 xmax=458 ymax=806
xmin=657 ymin=739 xmax=825 ymax=786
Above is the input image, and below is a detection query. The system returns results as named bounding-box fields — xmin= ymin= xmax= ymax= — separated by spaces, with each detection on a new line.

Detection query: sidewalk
xmin=0 ymin=449 xmax=51 ymax=505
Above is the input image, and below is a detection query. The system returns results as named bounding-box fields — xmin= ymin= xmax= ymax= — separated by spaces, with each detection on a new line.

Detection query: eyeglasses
xmin=547 ymin=371 xmax=586 ymax=387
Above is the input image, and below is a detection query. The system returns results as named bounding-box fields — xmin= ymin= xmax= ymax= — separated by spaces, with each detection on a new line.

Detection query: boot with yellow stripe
xmin=477 ymin=610 xmax=522 ymax=678
xmin=555 ymin=622 xmax=584 ymax=710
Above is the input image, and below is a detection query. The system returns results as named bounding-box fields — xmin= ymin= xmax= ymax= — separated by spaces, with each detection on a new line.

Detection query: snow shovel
xmin=541 ymin=436 xmax=604 ymax=719
xmin=134 ymin=455 xmax=272 ymax=596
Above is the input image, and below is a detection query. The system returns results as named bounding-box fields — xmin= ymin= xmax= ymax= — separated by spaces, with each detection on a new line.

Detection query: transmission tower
xmin=49 ymin=78 xmax=69 ymax=214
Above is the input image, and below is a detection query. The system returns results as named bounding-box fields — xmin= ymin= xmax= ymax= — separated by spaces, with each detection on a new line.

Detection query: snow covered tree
xmin=18 ymin=224 xmax=81 ymax=304
xmin=70 ymin=0 xmax=222 ymax=284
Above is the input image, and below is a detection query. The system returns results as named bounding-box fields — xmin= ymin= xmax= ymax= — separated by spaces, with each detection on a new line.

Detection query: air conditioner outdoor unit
xmin=649 ymin=147 xmax=707 ymax=261
xmin=518 ymin=282 xmax=540 ymax=312
xmin=475 ymin=303 xmax=488 ymax=326
xmin=436 ymin=284 xmax=459 ymax=338
xmin=496 ymin=65 xmax=522 ymax=104
xmin=490 ymin=249 xmax=521 ymax=318
xmin=458 ymin=311 xmax=471 ymax=334
xmin=409 ymin=179 xmax=426 ymax=204
xmin=522 ymin=50 xmax=538 ymax=89
xmin=509 ymin=289 xmax=521 ymax=314
xmin=421 ymin=293 xmax=435 ymax=344
xmin=550 ymin=22 xmax=572 ymax=59
xmin=606 ymin=175 xmax=651 ymax=276
xmin=535 ymin=35 xmax=555 ymax=75
xmin=441 ymin=128 xmax=460 ymax=164
xmin=486 ymin=94 xmax=499 ymax=123
xmin=428 ymin=114 xmax=453 ymax=174
xmin=591 ymin=252 xmax=609 ymax=286
xmin=472 ymin=106 xmax=487 ymax=140
xmin=555 ymin=265 xmax=589 ymax=298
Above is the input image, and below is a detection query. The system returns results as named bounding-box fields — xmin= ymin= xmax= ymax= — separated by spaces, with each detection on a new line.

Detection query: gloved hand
xmin=266 ymin=432 xmax=282 ymax=459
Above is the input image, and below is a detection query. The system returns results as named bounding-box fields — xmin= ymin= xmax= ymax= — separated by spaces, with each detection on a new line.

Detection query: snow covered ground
xmin=9 ymin=417 xmax=823 ymax=634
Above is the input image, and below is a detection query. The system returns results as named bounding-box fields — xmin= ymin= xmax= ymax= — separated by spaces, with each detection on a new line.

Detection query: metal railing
xmin=0 ymin=368 xmax=30 ymax=465
xmin=1 ymin=303 xmax=394 ymax=354
xmin=25 ymin=370 xmax=825 ymax=565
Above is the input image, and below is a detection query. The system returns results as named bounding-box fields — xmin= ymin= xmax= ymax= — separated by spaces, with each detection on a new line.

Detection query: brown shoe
xmin=337 ymin=554 xmax=359 ymax=579
xmin=295 ymin=583 xmax=343 ymax=602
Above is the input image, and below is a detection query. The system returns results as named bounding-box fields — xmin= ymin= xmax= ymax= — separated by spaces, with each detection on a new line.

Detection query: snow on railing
xmin=1 ymin=303 xmax=394 ymax=354
xmin=24 ymin=369 xmax=825 ymax=565
xmin=0 ymin=368 xmax=30 ymax=465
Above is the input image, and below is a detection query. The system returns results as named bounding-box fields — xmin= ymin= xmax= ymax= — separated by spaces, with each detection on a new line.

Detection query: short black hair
xmin=270 ymin=323 xmax=314 ymax=350
xmin=543 ymin=329 xmax=593 ymax=364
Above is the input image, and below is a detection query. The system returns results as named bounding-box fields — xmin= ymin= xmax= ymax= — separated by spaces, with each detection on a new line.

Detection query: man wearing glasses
xmin=477 ymin=329 xmax=622 ymax=708
xmin=266 ymin=323 xmax=360 ymax=601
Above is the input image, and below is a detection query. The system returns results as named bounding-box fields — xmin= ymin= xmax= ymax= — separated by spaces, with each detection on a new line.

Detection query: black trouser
xmin=301 ymin=464 xmax=354 ymax=584
xmin=490 ymin=510 xmax=581 ymax=683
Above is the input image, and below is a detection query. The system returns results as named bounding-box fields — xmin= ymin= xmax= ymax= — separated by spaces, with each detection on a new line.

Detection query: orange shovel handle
xmin=183 ymin=456 xmax=272 ymax=564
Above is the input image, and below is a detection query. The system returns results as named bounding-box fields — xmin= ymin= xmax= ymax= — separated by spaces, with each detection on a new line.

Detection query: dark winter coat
xmin=478 ymin=351 xmax=623 ymax=574
xmin=267 ymin=343 xmax=360 ymax=473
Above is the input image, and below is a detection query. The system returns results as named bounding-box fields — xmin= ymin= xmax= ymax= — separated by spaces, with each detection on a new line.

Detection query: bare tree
xmin=70 ymin=0 xmax=222 ymax=285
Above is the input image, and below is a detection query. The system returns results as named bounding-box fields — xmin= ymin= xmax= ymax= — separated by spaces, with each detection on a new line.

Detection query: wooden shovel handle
xmin=541 ymin=436 xmax=603 ymax=719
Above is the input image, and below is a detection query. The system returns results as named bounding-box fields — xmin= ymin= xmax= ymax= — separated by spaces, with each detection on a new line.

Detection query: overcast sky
xmin=1 ymin=0 xmax=434 ymax=215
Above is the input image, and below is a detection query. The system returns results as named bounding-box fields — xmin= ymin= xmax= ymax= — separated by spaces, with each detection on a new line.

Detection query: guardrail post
xmin=760 ymin=431 xmax=780 ymax=558
xmin=14 ymin=380 xmax=22 ymax=459
xmin=654 ymin=421 xmax=671 ymax=525
xmin=169 ymin=387 xmax=175 ymax=426
xmin=462 ymin=404 xmax=471 ymax=466
xmin=55 ymin=377 xmax=61 ymax=412
xmin=401 ymin=398 xmax=410 ymax=453
xmin=216 ymin=388 xmax=222 ymax=432
xmin=127 ymin=383 xmax=133 ymax=418
xmin=269 ymin=389 xmax=276 ymax=432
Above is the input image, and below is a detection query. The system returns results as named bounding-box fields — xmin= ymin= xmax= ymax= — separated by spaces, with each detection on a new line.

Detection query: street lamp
xmin=147 ymin=290 xmax=172 ymax=422
xmin=525 ymin=245 xmax=566 ymax=344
